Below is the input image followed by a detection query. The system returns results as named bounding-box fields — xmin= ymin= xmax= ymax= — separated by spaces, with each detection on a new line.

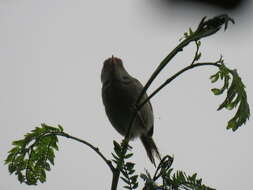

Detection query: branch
xmin=138 ymin=62 xmax=220 ymax=110
xmin=5 ymin=124 xmax=115 ymax=185
xmin=127 ymin=14 xmax=234 ymax=143
xmin=50 ymin=132 xmax=115 ymax=172
xmin=191 ymin=40 xmax=201 ymax=65
xmin=136 ymin=14 xmax=234 ymax=107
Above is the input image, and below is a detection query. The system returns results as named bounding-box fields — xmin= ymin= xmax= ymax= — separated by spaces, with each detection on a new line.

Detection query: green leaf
xmin=225 ymin=103 xmax=235 ymax=110
xmin=125 ymin=162 xmax=135 ymax=170
xmin=130 ymin=175 xmax=138 ymax=182
xmin=189 ymin=27 xmax=193 ymax=35
xmin=111 ymin=153 xmax=119 ymax=161
xmin=132 ymin=182 xmax=138 ymax=189
xmin=211 ymin=88 xmax=221 ymax=95
xmin=196 ymin=52 xmax=202 ymax=61
xmin=210 ymin=72 xmax=220 ymax=83
xmin=39 ymin=169 xmax=46 ymax=183
xmin=227 ymin=119 xmax=236 ymax=130
xmin=194 ymin=14 xmax=234 ymax=40
xmin=140 ymin=173 xmax=148 ymax=181
xmin=211 ymin=65 xmax=250 ymax=131
xmin=124 ymin=153 xmax=133 ymax=159
xmin=112 ymin=159 xmax=118 ymax=165
xmin=113 ymin=140 xmax=121 ymax=149
xmin=18 ymin=172 xmax=25 ymax=183
xmin=121 ymin=176 xmax=131 ymax=185
xmin=113 ymin=140 xmax=122 ymax=156
xmin=5 ymin=124 xmax=62 ymax=185
xmin=12 ymin=139 xmax=25 ymax=147
xmin=190 ymin=173 xmax=197 ymax=181
xmin=58 ymin=124 xmax=64 ymax=132
xmin=43 ymin=162 xmax=51 ymax=171
xmin=197 ymin=40 xmax=201 ymax=47
xmin=50 ymin=140 xmax=59 ymax=151
xmin=47 ymin=148 xmax=55 ymax=165
xmin=8 ymin=147 xmax=20 ymax=154
xmin=128 ymin=169 xmax=135 ymax=175
xmin=184 ymin=32 xmax=189 ymax=38
xmin=123 ymin=185 xmax=132 ymax=189
xmin=41 ymin=123 xmax=58 ymax=131
xmin=197 ymin=178 xmax=203 ymax=185
xmin=5 ymin=153 xmax=16 ymax=164
xmin=8 ymin=164 xmax=16 ymax=174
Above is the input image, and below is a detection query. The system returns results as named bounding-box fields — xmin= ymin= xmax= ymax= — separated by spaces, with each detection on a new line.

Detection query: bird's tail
xmin=140 ymin=135 xmax=161 ymax=166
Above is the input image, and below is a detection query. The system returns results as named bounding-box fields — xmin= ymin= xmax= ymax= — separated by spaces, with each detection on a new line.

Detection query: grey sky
xmin=1 ymin=0 xmax=252 ymax=189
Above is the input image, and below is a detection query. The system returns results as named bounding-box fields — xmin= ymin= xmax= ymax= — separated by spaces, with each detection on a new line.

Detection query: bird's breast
xmin=102 ymin=80 xmax=136 ymax=136
xmin=102 ymin=80 xmax=135 ymax=108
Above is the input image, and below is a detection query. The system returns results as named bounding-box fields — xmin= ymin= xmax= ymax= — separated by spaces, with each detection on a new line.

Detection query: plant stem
xmin=46 ymin=132 xmax=115 ymax=172
xmin=191 ymin=40 xmax=200 ymax=65
xmin=138 ymin=62 xmax=220 ymax=110
xmin=111 ymin=168 xmax=120 ymax=190
xmin=111 ymin=140 xmax=128 ymax=190
xmin=124 ymin=36 xmax=195 ymax=150
xmin=136 ymin=37 xmax=193 ymax=107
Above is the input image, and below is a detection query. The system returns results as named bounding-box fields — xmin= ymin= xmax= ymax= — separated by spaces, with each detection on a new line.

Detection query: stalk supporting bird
xmin=101 ymin=56 xmax=161 ymax=165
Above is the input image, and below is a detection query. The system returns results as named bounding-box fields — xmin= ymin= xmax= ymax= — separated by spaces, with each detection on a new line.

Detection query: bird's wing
xmin=132 ymin=78 xmax=153 ymax=111
xmin=131 ymin=78 xmax=154 ymax=134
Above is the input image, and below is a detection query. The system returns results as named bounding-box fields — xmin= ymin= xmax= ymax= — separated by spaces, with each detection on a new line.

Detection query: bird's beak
xmin=111 ymin=55 xmax=117 ymax=65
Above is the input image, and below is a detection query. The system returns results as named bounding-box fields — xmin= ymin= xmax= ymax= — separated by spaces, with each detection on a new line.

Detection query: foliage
xmin=177 ymin=14 xmax=249 ymax=132
xmin=5 ymin=124 xmax=63 ymax=185
xmin=210 ymin=63 xmax=250 ymax=131
xmin=181 ymin=14 xmax=235 ymax=42
xmin=137 ymin=14 xmax=235 ymax=110
xmin=112 ymin=140 xmax=138 ymax=190
xmin=141 ymin=156 xmax=214 ymax=190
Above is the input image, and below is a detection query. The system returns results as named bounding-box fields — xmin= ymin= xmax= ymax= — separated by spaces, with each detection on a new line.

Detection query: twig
xmin=138 ymin=62 xmax=221 ymax=110
xmin=191 ymin=40 xmax=201 ymax=65
xmin=44 ymin=132 xmax=115 ymax=173
xmin=111 ymin=168 xmax=120 ymax=190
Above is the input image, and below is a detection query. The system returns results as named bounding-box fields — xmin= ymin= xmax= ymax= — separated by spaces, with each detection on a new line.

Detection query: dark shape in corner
xmin=172 ymin=0 xmax=245 ymax=9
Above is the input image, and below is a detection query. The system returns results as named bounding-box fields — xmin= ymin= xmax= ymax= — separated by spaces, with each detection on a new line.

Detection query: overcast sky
xmin=1 ymin=0 xmax=252 ymax=189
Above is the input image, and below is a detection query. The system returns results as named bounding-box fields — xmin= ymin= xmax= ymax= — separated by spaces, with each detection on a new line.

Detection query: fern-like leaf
xmin=5 ymin=124 xmax=62 ymax=185
xmin=210 ymin=64 xmax=250 ymax=131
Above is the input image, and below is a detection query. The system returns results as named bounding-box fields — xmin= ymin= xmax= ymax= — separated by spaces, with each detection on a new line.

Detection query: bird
xmin=101 ymin=56 xmax=161 ymax=165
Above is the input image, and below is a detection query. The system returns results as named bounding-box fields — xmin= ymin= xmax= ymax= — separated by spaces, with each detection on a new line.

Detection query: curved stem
xmin=126 ymin=33 xmax=205 ymax=141
xmin=138 ymin=62 xmax=220 ymax=110
xmin=124 ymin=36 xmax=196 ymax=146
xmin=46 ymin=132 xmax=115 ymax=173
xmin=191 ymin=40 xmax=200 ymax=65
xmin=136 ymin=37 xmax=193 ymax=107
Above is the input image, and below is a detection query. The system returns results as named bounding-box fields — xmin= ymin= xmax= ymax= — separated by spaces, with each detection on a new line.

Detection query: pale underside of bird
xmin=101 ymin=56 xmax=161 ymax=165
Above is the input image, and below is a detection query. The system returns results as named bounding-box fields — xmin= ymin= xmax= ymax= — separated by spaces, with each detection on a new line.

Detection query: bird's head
xmin=101 ymin=56 xmax=131 ymax=84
